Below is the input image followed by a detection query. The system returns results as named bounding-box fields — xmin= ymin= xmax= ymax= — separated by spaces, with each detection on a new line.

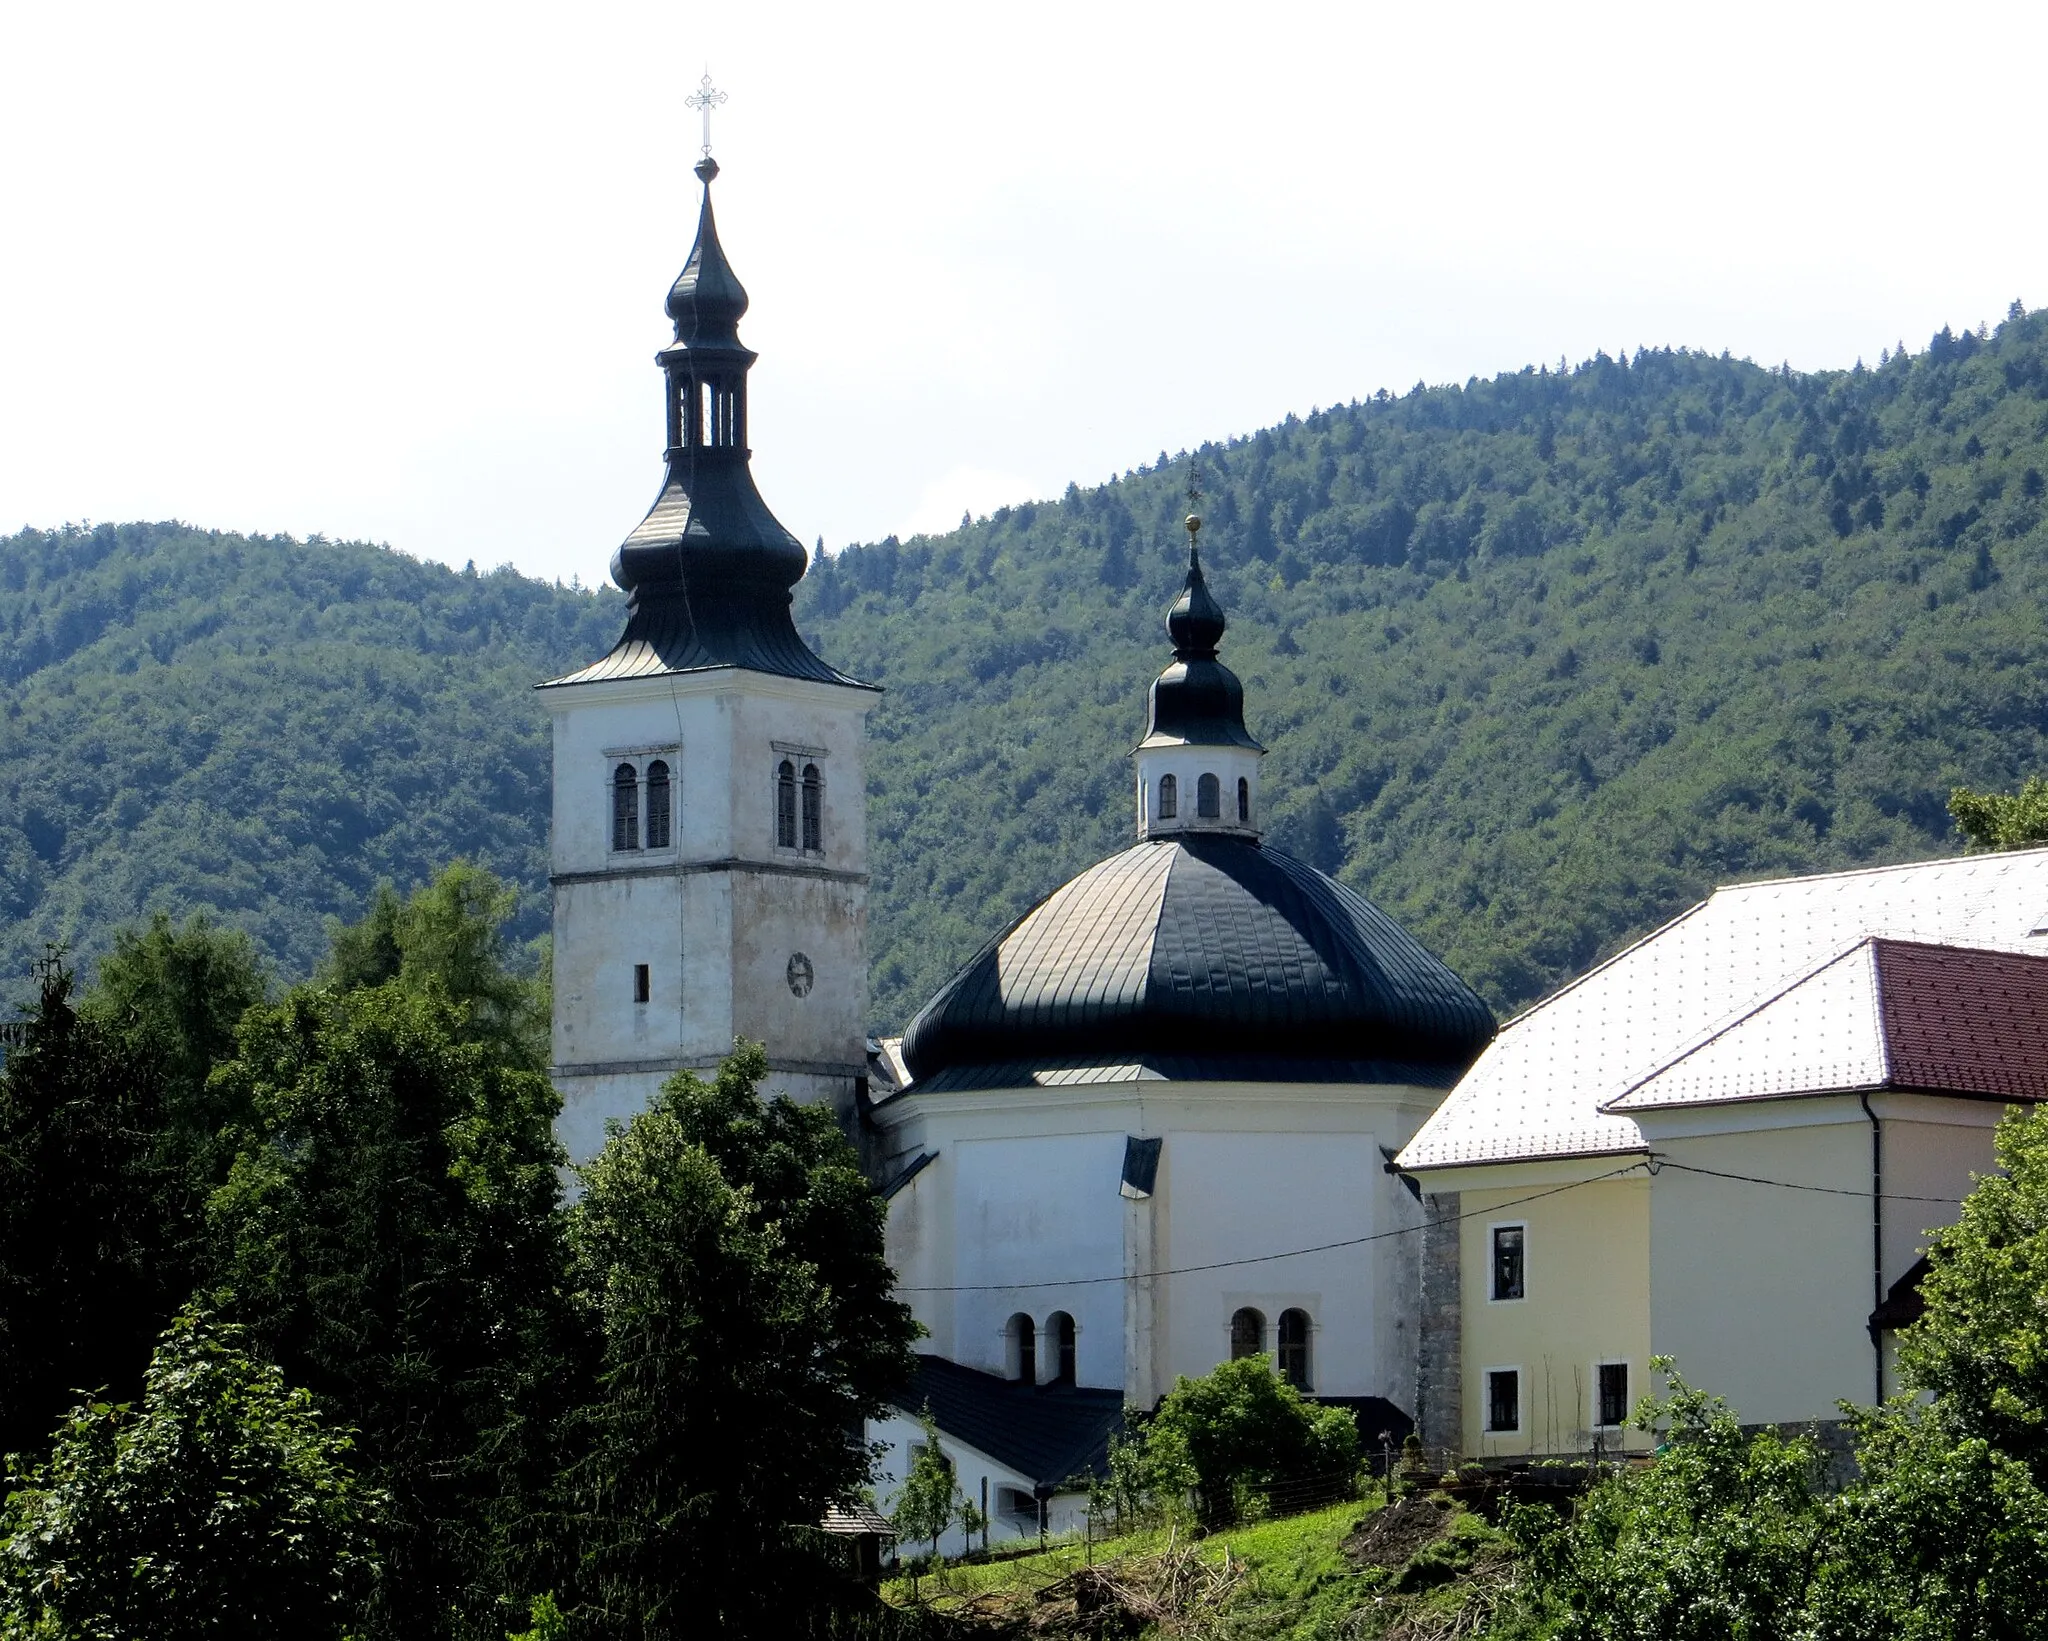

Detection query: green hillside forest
xmin=6 ymin=306 xmax=2048 ymax=1026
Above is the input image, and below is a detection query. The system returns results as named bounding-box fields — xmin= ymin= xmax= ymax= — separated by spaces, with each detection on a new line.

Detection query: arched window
xmin=1007 ymin=1313 xmax=1036 ymax=1384
xmin=1237 ymin=778 xmax=1250 ymax=825
xmin=612 ymin=763 xmax=639 ymax=852
xmin=1278 ymin=1308 xmax=1312 ymax=1390
xmin=644 ymin=760 xmax=672 ymax=850
xmin=776 ymin=760 xmax=797 ymax=849
xmin=1046 ymin=1311 xmax=1077 ymax=1385
xmin=1229 ymin=1307 xmax=1265 ymax=1361
xmin=1197 ymin=773 xmax=1221 ymax=819
xmin=802 ymin=763 xmax=823 ymax=852
xmin=1158 ymin=773 xmax=1178 ymax=820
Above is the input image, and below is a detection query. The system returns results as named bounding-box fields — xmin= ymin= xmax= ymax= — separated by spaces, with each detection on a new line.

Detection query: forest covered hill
xmin=6 ymin=306 xmax=2048 ymax=1026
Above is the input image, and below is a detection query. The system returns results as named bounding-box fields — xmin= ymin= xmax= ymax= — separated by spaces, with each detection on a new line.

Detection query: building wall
xmin=868 ymin=1410 xmax=1089 ymax=1559
xmin=544 ymin=671 xmax=873 ymax=1159
xmin=1641 ymin=1093 xmax=2006 ymax=1421
xmin=877 ymin=1081 xmax=1438 ymax=1413
xmin=1454 ymin=1172 xmax=1652 ymax=1460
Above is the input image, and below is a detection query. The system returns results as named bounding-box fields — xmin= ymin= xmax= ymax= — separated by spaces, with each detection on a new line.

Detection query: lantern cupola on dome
xmin=1136 ymin=498 xmax=1263 ymax=838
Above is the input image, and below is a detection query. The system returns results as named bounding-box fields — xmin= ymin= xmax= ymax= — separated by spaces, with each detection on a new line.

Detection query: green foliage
xmin=0 ymin=960 xmax=192 ymax=1461
xmin=1949 ymin=776 xmax=2048 ymax=852
xmin=560 ymin=1043 xmax=919 ymax=1639
xmin=10 ymin=318 xmax=2048 ymax=1028
xmin=799 ymin=315 xmax=2048 ymax=1024
xmin=205 ymin=975 xmax=570 ymax=1638
xmin=1898 ymin=1104 xmax=2048 ymax=1474
xmin=321 ymin=864 xmax=548 ymax=1070
xmin=0 ymin=1309 xmax=382 ymax=1641
xmin=1522 ymin=1361 xmax=1828 ymax=1641
xmin=0 ymin=521 xmax=620 ymax=1002
xmin=1144 ymin=1356 xmax=1360 ymax=1527
xmin=891 ymin=1413 xmax=960 ymax=1566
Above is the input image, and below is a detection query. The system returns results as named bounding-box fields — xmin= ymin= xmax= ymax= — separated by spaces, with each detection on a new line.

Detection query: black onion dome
xmin=899 ymin=834 xmax=1495 ymax=1091
xmin=665 ymin=157 xmax=748 ymax=347
xmin=1142 ymin=549 xmax=1261 ymax=751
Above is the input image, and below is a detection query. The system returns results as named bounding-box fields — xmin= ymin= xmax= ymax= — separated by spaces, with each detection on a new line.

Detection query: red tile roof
xmin=1875 ymin=939 xmax=2048 ymax=1102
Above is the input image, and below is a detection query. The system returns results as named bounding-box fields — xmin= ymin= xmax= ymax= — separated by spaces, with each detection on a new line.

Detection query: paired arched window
xmin=802 ymin=763 xmax=823 ymax=852
xmin=612 ymin=763 xmax=640 ymax=852
xmin=1230 ymin=1307 xmax=1265 ymax=1361
xmin=776 ymin=760 xmax=798 ymax=849
xmin=644 ymin=760 xmax=672 ymax=850
xmin=1277 ymin=1308 xmax=1312 ymax=1390
xmin=1197 ymin=772 xmax=1221 ymax=819
xmin=1237 ymin=778 xmax=1250 ymax=825
xmin=1158 ymin=773 xmax=1178 ymax=820
xmin=1045 ymin=1311 xmax=1077 ymax=1385
xmin=1007 ymin=1313 xmax=1036 ymax=1384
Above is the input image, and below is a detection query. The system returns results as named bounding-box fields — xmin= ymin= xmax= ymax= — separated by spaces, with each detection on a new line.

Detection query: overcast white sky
xmin=3 ymin=0 xmax=2044 ymax=585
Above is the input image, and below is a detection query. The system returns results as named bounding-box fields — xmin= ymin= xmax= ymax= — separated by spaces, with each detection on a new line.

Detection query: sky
xmin=3 ymin=0 xmax=2045 ymax=587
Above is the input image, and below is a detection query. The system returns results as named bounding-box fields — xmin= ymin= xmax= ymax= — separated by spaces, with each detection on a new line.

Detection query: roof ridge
xmin=1601 ymin=937 xmax=1880 ymax=1112
xmin=1709 ymin=845 xmax=2048 ymax=898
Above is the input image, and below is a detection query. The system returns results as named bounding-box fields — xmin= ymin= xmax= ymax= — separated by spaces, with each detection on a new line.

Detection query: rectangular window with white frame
xmin=1484 ymin=1366 xmax=1522 ymax=1434
xmin=1595 ymin=1359 xmax=1630 ymax=1431
xmin=1489 ymin=1222 xmax=1526 ymax=1302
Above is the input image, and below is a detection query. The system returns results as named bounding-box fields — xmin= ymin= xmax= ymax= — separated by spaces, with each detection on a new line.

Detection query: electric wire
xmin=893 ymin=1161 xmax=1651 ymax=1294
xmin=1647 ymin=1156 xmax=1964 ymax=1204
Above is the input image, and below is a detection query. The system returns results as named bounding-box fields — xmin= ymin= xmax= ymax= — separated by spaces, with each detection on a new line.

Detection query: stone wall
xmin=1415 ymin=1190 xmax=1462 ymax=1460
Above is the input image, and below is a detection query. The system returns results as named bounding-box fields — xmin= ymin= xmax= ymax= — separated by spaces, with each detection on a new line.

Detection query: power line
xmin=894 ymin=1162 xmax=1649 ymax=1294
xmin=1649 ymin=1157 xmax=1964 ymax=1204
xmin=896 ymin=1151 xmax=1977 ymax=1297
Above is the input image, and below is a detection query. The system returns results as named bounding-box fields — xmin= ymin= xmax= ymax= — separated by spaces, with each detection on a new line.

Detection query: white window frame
xmin=1482 ymin=1364 xmax=1524 ymax=1434
xmin=1591 ymin=1357 xmax=1632 ymax=1432
xmin=1487 ymin=1220 xmax=1528 ymax=1304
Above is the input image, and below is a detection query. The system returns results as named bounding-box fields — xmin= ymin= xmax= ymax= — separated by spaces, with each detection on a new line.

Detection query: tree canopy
xmin=8 ymin=312 xmax=2048 ymax=1028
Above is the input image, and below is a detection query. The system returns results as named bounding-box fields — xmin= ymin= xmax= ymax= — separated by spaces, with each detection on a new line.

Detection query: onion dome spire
xmin=574 ymin=92 xmax=861 ymax=691
xmin=1141 ymin=479 xmax=1262 ymax=753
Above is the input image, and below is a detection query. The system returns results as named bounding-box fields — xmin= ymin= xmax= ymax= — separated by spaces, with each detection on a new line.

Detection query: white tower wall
xmin=545 ymin=668 xmax=875 ymax=1161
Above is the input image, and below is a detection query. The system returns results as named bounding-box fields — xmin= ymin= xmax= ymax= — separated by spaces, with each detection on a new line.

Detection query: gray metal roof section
xmin=900 ymin=834 xmax=1494 ymax=1086
xmin=540 ymin=584 xmax=872 ymax=690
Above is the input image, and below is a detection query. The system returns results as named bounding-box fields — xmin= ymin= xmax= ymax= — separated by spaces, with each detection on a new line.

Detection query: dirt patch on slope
xmin=1343 ymin=1494 xmax=1457 ymax=1570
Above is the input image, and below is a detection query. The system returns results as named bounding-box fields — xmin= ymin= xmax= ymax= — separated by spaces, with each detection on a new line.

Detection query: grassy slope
xmin=5 ymin=312 xmax=2047 ymax=1023
xmin=884 ymin=1499 xmax=1538 ymax=1638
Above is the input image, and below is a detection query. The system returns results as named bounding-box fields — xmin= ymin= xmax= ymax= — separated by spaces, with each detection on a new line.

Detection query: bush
xmin=0 ymin=1309 xmax=382 ymax=1641
xmin=1143 ymin=1357 xmax=1361 ymax=1527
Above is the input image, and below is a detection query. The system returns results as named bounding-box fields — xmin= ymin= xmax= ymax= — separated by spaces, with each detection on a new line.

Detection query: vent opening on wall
xmin=633 ymin=964 xmax=650 ymax=1004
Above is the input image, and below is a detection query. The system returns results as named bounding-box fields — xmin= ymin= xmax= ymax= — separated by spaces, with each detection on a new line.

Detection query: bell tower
xmin=539 ymin=124 xmax=877 ymax=1162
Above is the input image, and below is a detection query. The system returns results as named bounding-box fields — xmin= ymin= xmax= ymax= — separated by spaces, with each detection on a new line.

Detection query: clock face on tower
xmin=786 ymin=953 xmax=815 ymax=998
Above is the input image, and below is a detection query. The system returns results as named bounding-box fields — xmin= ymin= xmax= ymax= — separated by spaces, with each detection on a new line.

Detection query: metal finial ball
xmin=1185 ymin=513 xmax=1202 ymax=536
xmin=695 ymin=156 xmax=720 ymax=184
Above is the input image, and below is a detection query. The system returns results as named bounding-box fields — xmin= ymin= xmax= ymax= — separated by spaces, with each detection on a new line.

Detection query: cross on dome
xmin=686 ymin=71 xmax=728 ymax=159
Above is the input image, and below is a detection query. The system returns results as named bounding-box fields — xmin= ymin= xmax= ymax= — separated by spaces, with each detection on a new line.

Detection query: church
xmin=536 ymin=148 xmax=1497 ymax=1549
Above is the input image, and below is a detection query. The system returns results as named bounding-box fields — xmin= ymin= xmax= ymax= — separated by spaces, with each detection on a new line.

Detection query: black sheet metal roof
xmin=900 ymin=834 xmax=1495 ymax=1086
xmin=892 ymin=1356 xmax=1124 ymax=1491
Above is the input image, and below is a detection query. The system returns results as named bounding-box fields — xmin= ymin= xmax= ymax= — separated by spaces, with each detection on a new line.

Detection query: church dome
xmin=898 ymin=832 xmax=1495 ymax=1090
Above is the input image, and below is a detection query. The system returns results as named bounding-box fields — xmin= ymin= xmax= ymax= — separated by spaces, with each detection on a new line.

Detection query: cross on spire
xmin=686 ymin=72 xmax=728 ymax=159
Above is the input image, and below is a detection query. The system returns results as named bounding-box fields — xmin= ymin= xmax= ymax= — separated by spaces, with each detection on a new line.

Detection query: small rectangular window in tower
xmin=1597 ymin=1361 xmax=1630 ymax=1429
xmin=1486 ymin=1368 xmax=1521 ymax=1433
xmin=1490 ymin=1224 xmax=1525 ymax=1301
xmin=632 ymin=964 xmax=650 ymax=1005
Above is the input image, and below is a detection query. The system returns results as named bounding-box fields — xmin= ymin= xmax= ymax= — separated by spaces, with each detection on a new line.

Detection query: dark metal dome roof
xmin=899 ymin=834 xmax=1495 ymax=1090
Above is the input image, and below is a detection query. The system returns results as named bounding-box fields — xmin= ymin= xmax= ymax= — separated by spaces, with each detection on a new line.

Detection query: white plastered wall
xmin=1638 ymin=1093 xmax=2007 ymax=1424
xmin=869 ymin=1410 xmax=1089 ymax=1559
xmin=544 ymin=668 xmax=874 ymax=1161
xmin=875 ymin=1079 xmax=1438 ymax=1413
